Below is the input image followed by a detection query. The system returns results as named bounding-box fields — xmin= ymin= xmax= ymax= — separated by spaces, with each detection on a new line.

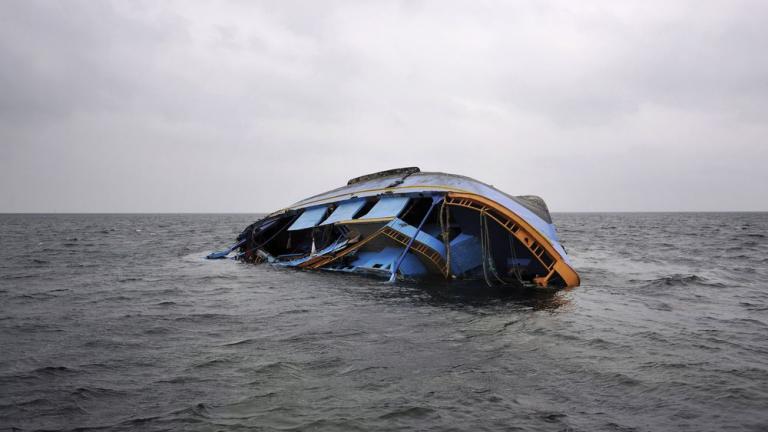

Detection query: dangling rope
xmin=508 ymin=234 xmax=524 ymax=286
xmin=479 ymin=210 xmax=509 ymax=287
xmin=484 ymin=213 xmax=506 ymax=284
xmin=479 ymin=210 xmax=493 ymax=287
xmin=439 ymin=198 xmax=451 ymax=278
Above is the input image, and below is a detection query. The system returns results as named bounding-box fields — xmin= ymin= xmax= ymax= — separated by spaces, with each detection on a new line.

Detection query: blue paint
xmin=206 ymin=239 xmax=246 ymax=260
xmin=349 ymin=248 xmax=427 ymax=276
xmin=358 ymin=196 xmax=410 ymax=220
xmin=320 ymin=199 xmax=366 ymax=225
xmin=507 ymin=257 xmax=532 ymax=267
xmin=385 ymin=219 xmax=446 ymax=256
xmin=287 ymin=205 xmax=328 ymax=231
xmin=448 ymin=233 xmax=482 ymax=275
xmin=389 ymin=195 xmax=441 ymax=282
xmin=284 ymin=172 xmax=572 ymax=264
xmin=275 ymin=239 xmax=348 ymax=266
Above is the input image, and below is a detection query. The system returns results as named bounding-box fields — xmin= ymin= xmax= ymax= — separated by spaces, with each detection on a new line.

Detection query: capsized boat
xmin=208 ymin=167 xmax=579 ymax=289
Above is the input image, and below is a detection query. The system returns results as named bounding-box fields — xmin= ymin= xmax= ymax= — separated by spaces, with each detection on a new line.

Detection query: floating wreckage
xmin=209 ymin=168 xmax=579 ymax=289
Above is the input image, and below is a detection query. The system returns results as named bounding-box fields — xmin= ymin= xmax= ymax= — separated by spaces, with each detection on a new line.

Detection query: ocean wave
xmin=378 ymin=406 xmax=436 ymax=420
xmin=2 ymin=213 xmax=767 ymax=431
xmin=71 ymin=386 xmax=127 ymax=400
xmin=221 ymin=338 xmax=258 ymax=346
xmin=635 ymin=274 xmax=726 ymax=289
xmin=190 ymin=358 xmax=239 ymax=369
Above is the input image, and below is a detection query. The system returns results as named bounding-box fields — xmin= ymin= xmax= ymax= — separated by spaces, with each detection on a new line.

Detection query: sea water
xmin=1 ymin=213 xmax=766 ymax=431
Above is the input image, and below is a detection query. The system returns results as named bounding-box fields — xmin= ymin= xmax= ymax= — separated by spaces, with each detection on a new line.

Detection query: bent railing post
xmin=388 ymin=195 xmax=443 ymax=283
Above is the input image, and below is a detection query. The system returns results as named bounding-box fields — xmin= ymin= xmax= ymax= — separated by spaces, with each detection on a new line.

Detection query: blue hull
xmin=210 ymin=168 xmax=580 ymax=289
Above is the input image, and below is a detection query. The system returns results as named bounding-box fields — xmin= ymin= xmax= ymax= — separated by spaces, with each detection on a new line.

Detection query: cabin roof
xmin=289 ymin=169 xmax=553 ymax=224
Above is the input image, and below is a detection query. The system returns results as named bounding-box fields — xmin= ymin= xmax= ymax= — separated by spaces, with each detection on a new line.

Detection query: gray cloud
xmin=1 ymin=0 xmax=766 ymax=212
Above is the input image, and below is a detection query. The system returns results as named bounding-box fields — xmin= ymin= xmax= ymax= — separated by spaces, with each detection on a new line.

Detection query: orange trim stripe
xmin=446 ymin=192 xmax=580 ymax=288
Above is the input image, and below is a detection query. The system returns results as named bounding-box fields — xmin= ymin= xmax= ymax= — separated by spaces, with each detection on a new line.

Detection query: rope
xmin=508 ymin=234 xmax=524 ymax=285
xmin=484 ymin=212 xmax=506 ymax=284
xmin=479 ymin=210 xmax=493 ymax=287
xmin=479 ymin=210 xmax=509 ymax=287
xmin=439 ymin=198 xmax=451 ymax=278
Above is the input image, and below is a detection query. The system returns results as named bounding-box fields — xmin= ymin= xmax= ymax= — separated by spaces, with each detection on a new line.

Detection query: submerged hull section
xmin=210 ymin=168 xmax=580 ymax=289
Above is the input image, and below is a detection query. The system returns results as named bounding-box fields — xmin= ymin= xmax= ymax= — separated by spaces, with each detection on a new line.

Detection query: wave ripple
xmin=1 ymin=213 xmax=767 ymax=431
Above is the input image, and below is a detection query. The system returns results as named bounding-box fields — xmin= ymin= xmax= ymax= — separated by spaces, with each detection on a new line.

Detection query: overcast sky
xmin=1 ymin=0 xmax=766 ymax=212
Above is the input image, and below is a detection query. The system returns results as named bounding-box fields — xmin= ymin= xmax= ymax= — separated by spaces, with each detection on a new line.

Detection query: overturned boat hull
xmin=210 ymin=168 xmax=580 ymax=289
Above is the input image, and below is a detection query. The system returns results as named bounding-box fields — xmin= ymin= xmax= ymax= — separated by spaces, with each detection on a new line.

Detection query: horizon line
xmin=1 ymin=211 xmax=767 ymax=215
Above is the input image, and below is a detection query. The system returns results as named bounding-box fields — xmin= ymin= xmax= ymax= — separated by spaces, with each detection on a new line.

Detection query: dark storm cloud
xmin=1 ymin=0 xmax=766 ymax=212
